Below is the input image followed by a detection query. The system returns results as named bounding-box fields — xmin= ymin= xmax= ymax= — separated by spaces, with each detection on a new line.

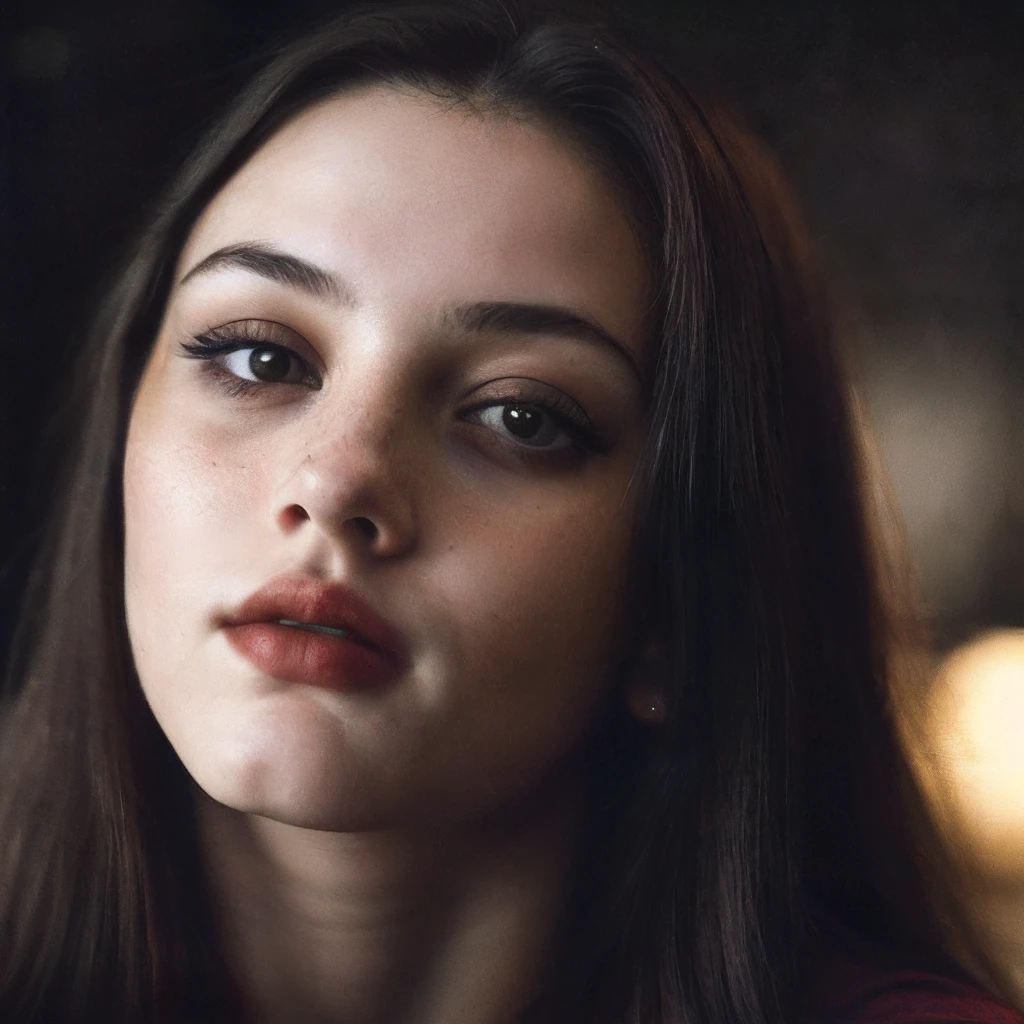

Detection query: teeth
xmin=276 ymin=619 xmax=350 ymax=639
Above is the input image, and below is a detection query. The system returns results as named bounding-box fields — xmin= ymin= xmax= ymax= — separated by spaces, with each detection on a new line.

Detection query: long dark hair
xmin=0 ymin=2 xmax=940 ymax=1021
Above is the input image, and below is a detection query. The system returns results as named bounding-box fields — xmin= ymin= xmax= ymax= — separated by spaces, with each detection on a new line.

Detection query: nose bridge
xmin=318 ymin=362 xmax=404 ymax=466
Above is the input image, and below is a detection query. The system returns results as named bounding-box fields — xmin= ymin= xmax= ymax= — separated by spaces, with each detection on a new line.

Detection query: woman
xmin=0 ymin=2 xmax=1018 ymax=1022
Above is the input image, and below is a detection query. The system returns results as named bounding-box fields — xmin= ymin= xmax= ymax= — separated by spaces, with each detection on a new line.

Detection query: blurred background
xmin=1 ymin=0 xmax=1022 ymax=663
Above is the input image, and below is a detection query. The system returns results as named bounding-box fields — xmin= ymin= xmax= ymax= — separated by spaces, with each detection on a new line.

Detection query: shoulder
xmin=807 ymin=920 xmax=1024 ymax=1024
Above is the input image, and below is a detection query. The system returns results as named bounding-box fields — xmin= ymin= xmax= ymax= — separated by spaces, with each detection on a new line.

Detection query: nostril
xmin=347 ymin=516 xmax=378 ymax=542
xmin=280 ymin=504 xmax=311 ymax=529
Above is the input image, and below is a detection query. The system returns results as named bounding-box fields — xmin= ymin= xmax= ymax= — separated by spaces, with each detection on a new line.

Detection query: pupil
xmin=249 ymin=346 xmax=289 ymax=382
xmin=503 ymin=404 xmax=541 ymax=439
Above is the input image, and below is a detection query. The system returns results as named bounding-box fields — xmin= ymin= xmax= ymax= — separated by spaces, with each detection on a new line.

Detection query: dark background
xmin=2 ymin=0 xmax=1023 ymax=664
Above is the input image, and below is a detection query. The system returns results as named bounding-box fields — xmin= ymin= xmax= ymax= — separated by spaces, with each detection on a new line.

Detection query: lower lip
xmin=224 ymin=622 xmax=400 ymax=690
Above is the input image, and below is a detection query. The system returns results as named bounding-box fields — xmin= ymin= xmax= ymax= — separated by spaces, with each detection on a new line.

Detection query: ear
xmin=623 ymin=637 xmax=669 ymax=727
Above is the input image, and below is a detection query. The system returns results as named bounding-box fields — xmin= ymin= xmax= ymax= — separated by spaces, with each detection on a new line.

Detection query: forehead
xmin=179 ymin=85 xmax=648 ymax=358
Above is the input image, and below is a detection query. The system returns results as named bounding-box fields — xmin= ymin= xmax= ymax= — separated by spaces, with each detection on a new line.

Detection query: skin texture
xmin=123 ymin=87 xmax=653 ymax=1023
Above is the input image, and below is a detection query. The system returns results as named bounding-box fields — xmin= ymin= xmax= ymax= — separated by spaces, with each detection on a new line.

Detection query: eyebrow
xmin=445 ymin=301 xmax=641 ymax=384
xmin=179 ymin=241 xmax=641 ymax=384
xmin=179 ymin=242 xmax=351 ymax=304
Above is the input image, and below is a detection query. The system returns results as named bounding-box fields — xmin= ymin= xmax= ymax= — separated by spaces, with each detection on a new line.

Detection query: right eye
xmin=180 ymin=334 xmax=322 ymax=394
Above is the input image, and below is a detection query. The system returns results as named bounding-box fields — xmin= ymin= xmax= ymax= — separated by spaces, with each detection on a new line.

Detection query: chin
xmin=191 ymin=752 xmax=386 ymax=833
xmin=174 ymin=695 xmax=393 ymax=832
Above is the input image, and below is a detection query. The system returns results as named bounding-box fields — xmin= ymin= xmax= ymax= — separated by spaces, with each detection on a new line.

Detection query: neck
xmin=196 ymin=784 xmax=579 ymax=1024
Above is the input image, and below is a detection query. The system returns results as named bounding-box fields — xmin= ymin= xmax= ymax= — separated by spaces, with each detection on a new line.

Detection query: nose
xmin=270 ymin=385 xmax=418 ymax=560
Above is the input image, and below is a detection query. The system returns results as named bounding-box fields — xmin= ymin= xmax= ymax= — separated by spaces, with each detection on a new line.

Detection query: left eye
xmin=219 ymin=345 xmax=309 ymax=384
xmin=471 ymin=403 xmax=570 ymax=448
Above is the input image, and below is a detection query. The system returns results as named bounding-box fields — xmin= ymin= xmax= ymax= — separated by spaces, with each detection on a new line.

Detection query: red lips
xmin=221 ymin=574 xmax=407 ymax=690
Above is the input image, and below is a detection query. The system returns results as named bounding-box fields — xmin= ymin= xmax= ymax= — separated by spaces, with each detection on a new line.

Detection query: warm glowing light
xmin=921 ymin=630 xmax=1024 ymax=881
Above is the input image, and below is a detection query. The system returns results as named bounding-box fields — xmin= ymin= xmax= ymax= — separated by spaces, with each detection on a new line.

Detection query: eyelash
xmin=180 ymin=330 xmax=321 ymax=396
xmin=179 ymin=331 xmax=605 ymax=465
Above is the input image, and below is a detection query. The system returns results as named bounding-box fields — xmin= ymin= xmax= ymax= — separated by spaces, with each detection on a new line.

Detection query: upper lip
xmin=222 ymin=574 xmax=408 ymax=665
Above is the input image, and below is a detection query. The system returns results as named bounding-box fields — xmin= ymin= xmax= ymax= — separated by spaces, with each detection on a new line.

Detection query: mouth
xmin=220 ymin=574 xmax=408 ymax=690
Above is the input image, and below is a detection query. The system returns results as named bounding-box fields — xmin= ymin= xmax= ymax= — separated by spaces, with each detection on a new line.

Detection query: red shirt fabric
xmin=810 ymin=923 xmax=1024 ymax=1024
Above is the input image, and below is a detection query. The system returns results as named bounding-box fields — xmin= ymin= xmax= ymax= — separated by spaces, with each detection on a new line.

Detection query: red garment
xmin=810 ymin=924 xmax=1024 ymax=1023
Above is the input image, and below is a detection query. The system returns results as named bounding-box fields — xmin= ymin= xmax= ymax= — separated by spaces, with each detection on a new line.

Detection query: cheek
xmin=122 ymin=397 xmax=257 ymax=670
xmin=125 ymin=398 xmax=262 ymax=568
xmin=459 ymin=503 xmax=632 ymax=660
xmin=412 ymin=488 xmax=636 ymax=796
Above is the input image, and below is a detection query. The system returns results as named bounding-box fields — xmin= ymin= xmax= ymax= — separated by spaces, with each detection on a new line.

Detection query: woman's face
xmin=123 ymin=86 xmax=650 ymax=831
